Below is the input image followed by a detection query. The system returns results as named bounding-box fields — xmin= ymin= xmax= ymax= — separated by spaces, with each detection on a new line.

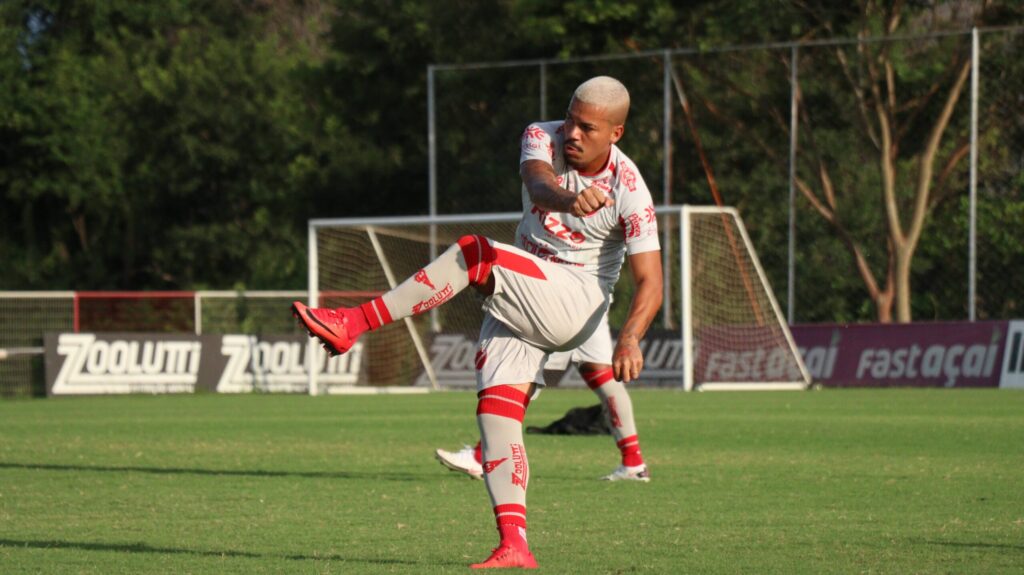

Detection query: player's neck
xmin=577 ymin=148 xmax=612 ymax=177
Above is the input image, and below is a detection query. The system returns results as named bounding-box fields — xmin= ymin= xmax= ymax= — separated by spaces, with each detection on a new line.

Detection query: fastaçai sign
xmin=44 ymin=333 xmax=363 ymax=395
xmin=792 ymin=321 xmax=1009 ymax=388
xmin=413 ymin=321 xmax=1023 ymax=389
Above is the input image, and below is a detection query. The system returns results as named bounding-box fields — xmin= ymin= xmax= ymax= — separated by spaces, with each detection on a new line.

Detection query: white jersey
xmin=516 ymin=121 xmax=660 ymax=291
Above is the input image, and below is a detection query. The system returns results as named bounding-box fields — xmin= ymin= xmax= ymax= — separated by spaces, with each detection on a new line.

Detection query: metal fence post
xmin=539 ymin=62 xmax=547 ymax=120
xmin=662 ymin=49 xmax=674 ymax=328
xmin=427 ymin=65 xmax=440 ymax=332
xmin=968 ymin=27 xmax=979 ymax=322
xmin=787 ymin=44 xmax=799 ymax=324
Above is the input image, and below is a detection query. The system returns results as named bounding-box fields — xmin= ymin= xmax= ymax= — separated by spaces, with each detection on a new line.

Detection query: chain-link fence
xmin=0 ymin=293 xmax=75 ymax=398
xmin=428 ymin=27 xmax=1023 ymax=324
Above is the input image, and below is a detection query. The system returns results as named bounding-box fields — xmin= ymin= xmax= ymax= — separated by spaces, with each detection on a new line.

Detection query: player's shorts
xmin=476 ymin=241 xmax=610 ymax=390
xmin=544 ymin=311 xmax=613 ymax=370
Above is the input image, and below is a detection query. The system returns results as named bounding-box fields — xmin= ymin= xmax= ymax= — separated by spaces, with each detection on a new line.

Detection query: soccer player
xmin=293 ymin=76 xmax=661 ymax=569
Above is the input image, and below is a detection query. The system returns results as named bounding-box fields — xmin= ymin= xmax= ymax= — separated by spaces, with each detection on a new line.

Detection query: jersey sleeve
xmin=615 ymin=159 xmax=661 ymax=255
xmin=519 ymin=123 xmax=556 ymax=166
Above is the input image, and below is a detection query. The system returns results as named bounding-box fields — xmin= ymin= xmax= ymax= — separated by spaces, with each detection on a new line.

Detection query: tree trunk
xmin=875 ymin=290 xmax=894 ymax=323
xmin=894 ymin=248 xmax=913 ymax=323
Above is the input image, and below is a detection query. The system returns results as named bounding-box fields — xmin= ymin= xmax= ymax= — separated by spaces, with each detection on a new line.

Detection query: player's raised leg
xmin=292 ymin=234 xmax=495 ymax=355
xmin=471 ymin=384 xmax=538 ymax=569
xmin=581 ymin=364 xmax=650 ymax=482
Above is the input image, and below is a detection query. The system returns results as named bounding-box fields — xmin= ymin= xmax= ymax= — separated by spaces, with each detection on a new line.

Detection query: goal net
xmin=306 ymin=206 xmax=808 ymax=394
xmin=682 ymin=206 xmax=809 ymax=391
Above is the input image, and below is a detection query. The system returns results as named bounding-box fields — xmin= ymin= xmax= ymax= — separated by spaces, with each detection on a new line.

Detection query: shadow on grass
xmin=920 ymin=539 xmax=1024 ymax=551
xmin=0 ymin=538 xmax=444 ymax=565
xmin=0 ymin=462 xmax=421 ymax=481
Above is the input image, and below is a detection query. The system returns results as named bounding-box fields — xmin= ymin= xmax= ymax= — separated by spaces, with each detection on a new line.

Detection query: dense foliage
xmin=0 ymin=1 xmax=1020 ymax=321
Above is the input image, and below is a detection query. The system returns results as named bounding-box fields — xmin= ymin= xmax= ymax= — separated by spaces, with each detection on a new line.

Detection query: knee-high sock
xmin=477 ymin=385 xmax=531 ymax=550
xmin=583 ymin=367 xmax=644 ymax=467
xmin=345 ymin=235 xmax=495 ymax=337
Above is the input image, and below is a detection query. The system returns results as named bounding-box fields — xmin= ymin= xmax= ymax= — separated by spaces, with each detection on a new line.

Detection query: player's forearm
xmin=521 ymin=160 xmax=575 ymax=212
xmin=618 ymin=275 xmax=663 ymax=345
xmin=524 ymin=176 xmax=575 ymax=213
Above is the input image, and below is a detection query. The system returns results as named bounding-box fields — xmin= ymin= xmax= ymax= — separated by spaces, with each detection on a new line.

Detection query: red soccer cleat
xmin=291 ymin=301 xmax=359 ymax=356
xmin=470 ymin=545 xmax=538 ymax=569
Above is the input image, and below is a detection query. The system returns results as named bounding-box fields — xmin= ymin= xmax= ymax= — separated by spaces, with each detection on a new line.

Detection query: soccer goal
xmin=306 ymin=205 xmax=809 ymax=394
xmin=681 ymin=205 xmax=809 ymax=391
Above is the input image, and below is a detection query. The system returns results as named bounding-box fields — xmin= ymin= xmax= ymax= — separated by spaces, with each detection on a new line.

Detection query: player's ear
xmin=610 ymin=124 xmax=624 ymax=144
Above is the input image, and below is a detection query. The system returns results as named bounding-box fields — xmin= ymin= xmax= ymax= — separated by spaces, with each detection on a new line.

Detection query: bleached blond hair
xmin=572 ymin=76 xmax=630 ymax=123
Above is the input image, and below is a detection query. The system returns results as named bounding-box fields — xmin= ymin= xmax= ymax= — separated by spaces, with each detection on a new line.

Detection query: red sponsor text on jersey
xmin=621 ymin=213 xmax=643 ymax=239
xmin=530 ymin=206 xmax=585 ymax=245
xmin=619 ymin=161 xmax=637 ymax=192
xmin=519 ymin=235 xmax=585 ymax=267
xmin=591 ymin=178 xmax=612 ymax=194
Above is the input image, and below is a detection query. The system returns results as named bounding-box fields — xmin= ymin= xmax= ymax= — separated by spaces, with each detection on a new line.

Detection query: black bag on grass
xmin=525 ymin=404 xmax=611 ymax=435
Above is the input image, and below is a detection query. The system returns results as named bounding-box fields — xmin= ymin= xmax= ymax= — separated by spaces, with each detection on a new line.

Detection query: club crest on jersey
xmin=483 ymin=457 xmax=508 ymax=474
xmin=645 ymin=204 xmax=656 ymax=223
xmin=510 ymin=443 xmax=528 ymax=490
xmin=619 ymin=161 xmax=638 ymax=192
xmin=591 ymin=177 xmax=612 ymax=194
xmin=414 ymin=269 xmax=435 ymax=290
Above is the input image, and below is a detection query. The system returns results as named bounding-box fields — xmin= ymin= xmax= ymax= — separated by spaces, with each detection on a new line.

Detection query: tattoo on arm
xmin=521 ymin=160 xmax=574 ymax=212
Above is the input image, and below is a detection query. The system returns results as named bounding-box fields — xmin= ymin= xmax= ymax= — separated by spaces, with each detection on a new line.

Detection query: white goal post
xmin=306 ymin=205 xmax=810 ymax=394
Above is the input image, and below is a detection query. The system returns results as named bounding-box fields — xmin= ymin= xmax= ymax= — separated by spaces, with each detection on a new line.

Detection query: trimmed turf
xmin=1 ymin=389 xmax=1022 ymax=574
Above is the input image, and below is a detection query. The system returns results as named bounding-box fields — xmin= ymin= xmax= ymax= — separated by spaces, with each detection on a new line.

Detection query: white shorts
xmin=544 ymin=312 xmax=614 ymax=370
xmin=475 ymin=241 xmax=610 ymax=390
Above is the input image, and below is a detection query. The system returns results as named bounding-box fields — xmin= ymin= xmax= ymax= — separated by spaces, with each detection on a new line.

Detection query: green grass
xmin=1 ymin=389 xmax=1022 ymax=574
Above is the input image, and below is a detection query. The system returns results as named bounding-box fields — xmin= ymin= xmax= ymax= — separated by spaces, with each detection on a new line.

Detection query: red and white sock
xmin=340 ymin=235 xmax=495 ymax=340
xmin=476 ymin=385 xmax=531 ymax=551
xmin=582 ymin=366 xmax=645 ymax=467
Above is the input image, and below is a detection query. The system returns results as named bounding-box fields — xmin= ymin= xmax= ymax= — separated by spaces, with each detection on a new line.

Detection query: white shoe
xmin=601 ymin=464 xmax=651 ymax=482
xmin=434 ymin=445 xmax=483 ymax=480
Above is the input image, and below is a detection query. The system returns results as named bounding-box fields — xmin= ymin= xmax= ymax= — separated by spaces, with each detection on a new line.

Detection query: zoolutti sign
xmin=44 ymin=333 xmax=363 ymax=396
xmin=413 ymin=320 xmax=1024 ymax=389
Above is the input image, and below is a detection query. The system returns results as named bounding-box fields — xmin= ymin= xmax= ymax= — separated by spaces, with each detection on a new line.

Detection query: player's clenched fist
xmin=571 ymin=186 xmax=614 ymax=218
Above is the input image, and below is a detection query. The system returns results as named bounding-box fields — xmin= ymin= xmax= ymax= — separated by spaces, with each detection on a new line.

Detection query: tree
xmin=792 ymin=1 xmax=975 ymax=322
xmin=664 ymin=0 xmax=1022 ymax=323
xmin=0 ymin=1 xmax=321 ymax=289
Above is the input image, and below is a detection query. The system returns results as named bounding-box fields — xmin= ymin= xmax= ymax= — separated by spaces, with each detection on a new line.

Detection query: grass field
xmin=1 ymin=389 xmax=1022 ymax=574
